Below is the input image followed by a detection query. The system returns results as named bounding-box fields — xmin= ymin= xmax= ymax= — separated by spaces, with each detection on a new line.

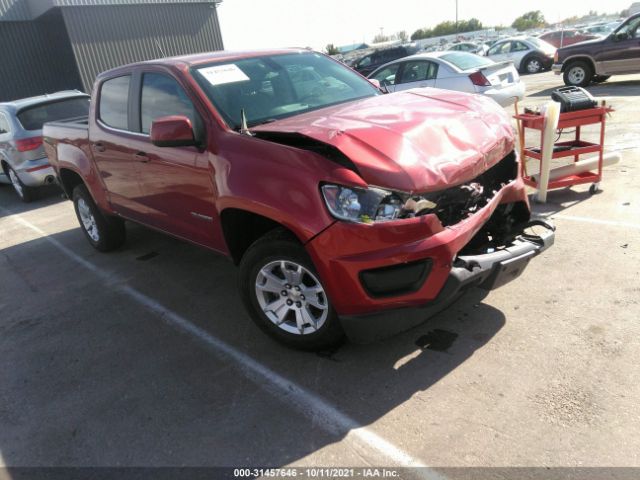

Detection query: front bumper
xmin=339 ymin=220 xmax=555 ymax=342
xmin=552 ymin=63 xmax=563 ymax=74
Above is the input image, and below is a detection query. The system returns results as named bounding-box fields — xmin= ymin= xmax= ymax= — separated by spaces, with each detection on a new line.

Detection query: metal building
xmin=0 ymin=0 xmax=224 ymax=101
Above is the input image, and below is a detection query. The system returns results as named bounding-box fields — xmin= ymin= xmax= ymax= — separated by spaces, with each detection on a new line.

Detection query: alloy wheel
xmin=77 ymin=197 xmax=100 ymax=242
xmin=255 ymin=260 xmax=329 ymax=335
xmin=568 ymin=66 xmax=586 ymax=85
xmin=8 ymin=169 xmax=24 ymax=198
xmin=527 ymin=59 xmax=541 ymax=73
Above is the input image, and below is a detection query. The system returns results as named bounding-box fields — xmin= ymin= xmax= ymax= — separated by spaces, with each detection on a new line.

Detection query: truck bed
xmin=42 ymin=116 xmax=91 ymax=175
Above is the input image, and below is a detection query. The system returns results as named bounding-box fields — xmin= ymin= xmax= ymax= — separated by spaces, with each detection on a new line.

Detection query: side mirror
xmin=150 ymin=115 xmax=197 ymax=148
xmin=613 ymin=32 xmax=629 ymax=42
xmin=369 ymin=78 xmax=389 ymax=93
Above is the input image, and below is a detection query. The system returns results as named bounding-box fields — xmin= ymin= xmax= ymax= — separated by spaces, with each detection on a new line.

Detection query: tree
xmin=512 ymin=10 xmax=547 ymax=31
xmin=396 ymin=30 xmax=409 ymax=43
xmin=410 ymin=17 xmax=483 ymax=40
xmin=372 ymin=33 xmax=390 ymax=43
xmin=325 ymin=43 xmax=339 ymax=55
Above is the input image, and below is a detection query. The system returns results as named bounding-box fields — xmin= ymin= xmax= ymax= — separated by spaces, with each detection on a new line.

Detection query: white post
xmin=537 ymin=101 xmax=561 ymax=203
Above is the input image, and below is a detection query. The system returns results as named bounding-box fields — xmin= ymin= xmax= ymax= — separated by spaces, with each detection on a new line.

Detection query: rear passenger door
xmin=92 ymin=74 xmax=147 ymax=220
xmin=126 ymin=70 xmax=221 ymax=249
xmin=394 ymin=60 xmax=438 ymax=91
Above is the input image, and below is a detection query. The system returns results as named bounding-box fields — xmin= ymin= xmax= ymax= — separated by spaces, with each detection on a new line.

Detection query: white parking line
xmin=553 ymin=214 xmax=640 ymax=231
xmin=2 ymin=207 xmax=443 ymax=477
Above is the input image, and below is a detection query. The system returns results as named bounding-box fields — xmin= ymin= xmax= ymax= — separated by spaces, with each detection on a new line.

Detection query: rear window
xmin=440 ymin=52 xmax=494 ymax=71
xmin=17 ymin=97 xmax=89 ymax=131
xmin=99 ymin=76 xmax=131 ymax=130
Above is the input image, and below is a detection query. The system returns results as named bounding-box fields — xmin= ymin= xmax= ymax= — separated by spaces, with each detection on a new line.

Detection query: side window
xmin=371 ymin=63 xmax=401 ymax=86
xmin=511 ymin=41 xmax=529 ymax=52
xmin=357 ymin=55 xmax=372 ymax=68
xmin=0 ymin=113 xmax=10 ymax=135
xmin=399 ymin=61 xmax=438 ymax=84
xmin=488 ymin=42 xmax=509 ymax=55
xmin=99 ymin=75 xmax=131 ymax=130
xmin=140 ymin=73 xmax=199 ymax=136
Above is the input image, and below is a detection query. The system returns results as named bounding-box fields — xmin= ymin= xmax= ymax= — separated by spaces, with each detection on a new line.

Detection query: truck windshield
xmin=192 ymin=52 xmax=379 ymax=129
xmin=17 ymin=97 xmax=90 ymax=131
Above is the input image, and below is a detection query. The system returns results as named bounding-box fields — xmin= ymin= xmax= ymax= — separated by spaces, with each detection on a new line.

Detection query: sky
xmin=216 ymin=0 xmax=631 ymax=51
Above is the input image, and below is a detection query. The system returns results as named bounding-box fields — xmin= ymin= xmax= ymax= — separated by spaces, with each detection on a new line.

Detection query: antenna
xmin=155 ymin=40 xmax=167 ymax=58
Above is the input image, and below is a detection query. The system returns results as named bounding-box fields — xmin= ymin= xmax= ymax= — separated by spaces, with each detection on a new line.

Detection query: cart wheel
xmin=589 ymin=183 xmax=600 ymax=195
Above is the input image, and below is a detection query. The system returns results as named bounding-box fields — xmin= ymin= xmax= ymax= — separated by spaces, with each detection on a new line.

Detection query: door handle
xmin=134 ymin=151 xmax=150 ymax=163
xmin=93 ymin=142 xmax=106 ymax=152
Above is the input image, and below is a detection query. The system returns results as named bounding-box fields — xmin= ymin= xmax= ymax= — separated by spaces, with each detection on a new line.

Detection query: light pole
xmin=455 ymin=0 xmax=459 ymax=32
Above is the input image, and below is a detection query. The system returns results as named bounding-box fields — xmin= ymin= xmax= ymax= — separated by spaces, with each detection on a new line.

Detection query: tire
xmin=239 ymin=229 xmax=345 ymax=350
xmin=7 ymin=166 xmax=34 ymax=203
xmin=72 ymin=184 xmax=125 ymax=252
xmin=523 ymin=56 xmax=544 ymax=74
xmin=563 ymin=61 xmax=593 ymax=87
xmin=593 ymin=75 xmax=611 ymax=83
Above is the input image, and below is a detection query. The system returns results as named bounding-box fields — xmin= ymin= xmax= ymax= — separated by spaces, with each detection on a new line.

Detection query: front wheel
xmin=72 ymin=184 xmax=125 ymax=252
xmin=523 ymin=56 xmax=544 ymax=74
xmin=239 ymin=230 xmax=345 ymax=350
xmin=563 ymin=61 xmax=592 ymax=87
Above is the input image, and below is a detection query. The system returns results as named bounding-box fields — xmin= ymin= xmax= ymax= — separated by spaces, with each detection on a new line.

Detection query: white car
xmin=367 ymin=51 xmax=525 ymax=107
xmin=485 ymin=37 xmax=556 ymax=74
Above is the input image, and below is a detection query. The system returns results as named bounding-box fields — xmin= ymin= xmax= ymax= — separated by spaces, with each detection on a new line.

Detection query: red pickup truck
xmin=43 ymin=49 xmax=554 ymax=349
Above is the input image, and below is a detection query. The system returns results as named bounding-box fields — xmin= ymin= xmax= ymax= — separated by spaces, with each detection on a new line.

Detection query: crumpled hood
xmin=253 ymin=88 xmax=515 ymax=192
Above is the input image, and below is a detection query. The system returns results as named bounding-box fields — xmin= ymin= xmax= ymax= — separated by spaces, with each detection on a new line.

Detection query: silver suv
xmin=0 ymin=91 xmax=89 ymax=202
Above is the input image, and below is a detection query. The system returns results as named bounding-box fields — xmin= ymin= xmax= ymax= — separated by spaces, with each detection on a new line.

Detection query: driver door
xmin=596 ymin=17 xmax=640 ymax=74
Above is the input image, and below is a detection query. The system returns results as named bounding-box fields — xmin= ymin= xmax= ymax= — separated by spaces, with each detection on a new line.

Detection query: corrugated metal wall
xmin=0 ymin=0 xmax=30 ymax=21
xmin=0 ymin=10 xmax=83 ymax=101
xmin=62 ymin=4 xmax=224 ymax=91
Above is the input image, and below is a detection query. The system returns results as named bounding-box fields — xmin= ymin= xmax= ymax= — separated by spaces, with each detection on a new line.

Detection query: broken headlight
xmin=321 ymin=184 xmax=437 ymax=224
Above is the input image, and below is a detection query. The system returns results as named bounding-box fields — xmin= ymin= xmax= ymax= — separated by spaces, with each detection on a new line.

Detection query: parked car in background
xmin=486 ymin=37 xmax=556 ymax=74
xmin=553 ymin=13 xmax=640 ymax=86
xmin=42 ymin=49 xmax=554 ymax=349
xmin=368 ymin=51 xmax=524 ymax=106
xmin=583 ymin=21 xmax=621 ymax=36
xmin=352 ymin=45 xmax=419 ymax=76
xmin=449 ymin=42 xmax=486 ymax=55
xmin=0 ymin=91 xmax=89 ymax=202
xmin=538 ymin=29 xmax=599 ymax=48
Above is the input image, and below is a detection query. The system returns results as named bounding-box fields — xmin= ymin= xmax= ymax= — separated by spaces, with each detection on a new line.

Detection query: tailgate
xmin=476 ymin=61 xmax=519 ymax=86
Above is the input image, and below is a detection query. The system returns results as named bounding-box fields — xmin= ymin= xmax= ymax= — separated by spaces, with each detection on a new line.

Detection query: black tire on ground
xmin=563 ymin=61 xmax=593 ymax=87
xmin=522 ymin=56 xmax=544 ymax=74
xmin=238 ymin=229 xmax=345 ymax=351
xmin=72 ymin=184 xmax=125 ymax=252
xmin=593 ymin=75 xmax=611 ymax=83
xmin=7 ymin=165 xmax=35 ymax=202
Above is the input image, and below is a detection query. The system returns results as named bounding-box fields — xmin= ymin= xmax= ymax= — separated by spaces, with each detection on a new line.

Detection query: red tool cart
xmin=514 ymin=105 xmax=613 ymax=194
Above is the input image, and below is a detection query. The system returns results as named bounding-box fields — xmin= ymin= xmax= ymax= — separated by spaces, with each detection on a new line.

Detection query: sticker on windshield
xmin=198 ymin=64 xmax=250 ymax=86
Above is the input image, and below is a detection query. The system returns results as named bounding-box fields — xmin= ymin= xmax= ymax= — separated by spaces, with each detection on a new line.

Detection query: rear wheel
xmin=8 ymin=166 xmax=34 ymax=203
xmin=523 ymin=56 xmax=544 ymax=74
xmin=72 ymin=184 xmax=125 ymax=252
xmin=239 ymin=229 xmax=345 ymax=350
xmin=563 ymin=61 xmax=592 ymax=87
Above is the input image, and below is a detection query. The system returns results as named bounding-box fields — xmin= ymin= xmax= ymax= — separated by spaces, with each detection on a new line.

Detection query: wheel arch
xmin=561 ymin=55 xmax=596 ymax=73
xmin=220 ymin=208 xmax=304 ymax=265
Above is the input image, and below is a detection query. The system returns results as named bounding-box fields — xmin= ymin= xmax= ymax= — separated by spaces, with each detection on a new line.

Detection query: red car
xmin=43 ymin=49 xmax=554 ymax=350
xmin=538 ymin=29 xmax=598 ymax=48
